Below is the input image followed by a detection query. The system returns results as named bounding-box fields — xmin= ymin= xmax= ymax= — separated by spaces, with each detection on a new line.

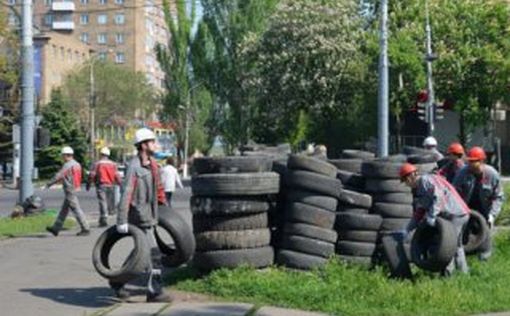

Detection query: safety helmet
xmin=134 ymin=128 xmax=156 ymax=145
xmin=100 ymin=147 xmax=110 ymax=156
xmin=399 ymin=163 xmax=417 ymax=180
xmin=466 ymin=146 xmax=486 ymax=161
xmin=61 ymin=146 xmax=74 ymax=155
xmin=423 ymin=136 xmax=438 ymax=147
xmin=447 ymin=142 xmax=464 ymax=155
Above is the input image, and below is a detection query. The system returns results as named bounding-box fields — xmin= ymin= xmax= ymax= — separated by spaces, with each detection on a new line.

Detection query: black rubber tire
xmin=193 ymin=246 xmax=274 ymax=271
xmin=337 ymin=241 xmax=377 ymax=257
xmin=341 ymin=150 xmax=375 ymax=160
xmin=280 ymin=234 xmax=335 ymax=258
xmin=193 ymin=212 xmax=268 ymax=232
xmin=286 ymin=202 xmax=336 ymax=229
xmin=190 ymin=196 xmax=270 ymax=215
xmin=283 ymin=223 xmax=337 ymax=243
xmin=285 ymin=189 xmax=338 ymax=212
xmin=338 ymin=189 xmax=372 ymax=208
xmin=377 ymin=154 xmax=408 ymax=163
xmin=287 ymin=154 xmax=337 ymax=178
xmin=92 ymin=225 xmax=150 ymax=284
xmin=195 ymin=229 xmax=271 ymax=251
xmin=286 ymin=170 xmax=342 ymax=198
xmin=337 ymin=213 xmax=382 ymax=231
xmin=338 ymin=230 xmax=379 ymax=243
xmin=365 ymin=179 xmax=411 ymax=193
xmin=411 ymin=218 xmax=458 ymax=272
xmin=272 ymin=160 xmax=288 ymax=176
xmin=372 ymin=193 xmax=413 ymax=205
xmin=463 ymin=211 xmax=490 ymax=254
xmin=381 ymin=233 xmax=413 ymax=279
xmin=328 ymin=159 xmax=363 ymax=173
xmin=381 ymin=218 xmax=411 ymax=231
xmin=407 ymin=154 xmax=438 ymax=164
xmin=336 ymin=170 xmax=365 ymax=190
xmin=372 ymin=203 xmax=413 ymax=218
xmin=193 ymin=156 xmax=272 ymax=174
xmin=337 ymin=255 xmax=374 ymax=268
xmin=402 ymin=146 xmax=431 ymax=156
xmin=337 ymin=206 xmax=370 ymax=214
xmin=156 ymin=206 xmax=196 ymax=267
xmin=276 ymin=249 xmax=327 ymax=270
xmin=361 ymin=161 xmax=403 ymax=179
xmin=192 ymin=172 xmax=280 ymax=196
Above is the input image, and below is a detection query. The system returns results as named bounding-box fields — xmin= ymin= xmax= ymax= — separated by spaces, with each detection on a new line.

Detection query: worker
xmin=423 ymin=136 xmax=444 ymax=161
xmin=160 ymin=156 xmax=183 ymax=206
xmin=438 ymin=142 xmax=465 ymax=183
xmin=112 ymin=128 xmax=171 ymax=302
xmin=399 ymin=163 xmax=470 ymax=276
xmin=45 ymin=146 xmax=90 ymax=236
xmin=453 ymin=146 xmax=504 ymax=261
xmin=87 ymin=147 xmax=122 ymax=227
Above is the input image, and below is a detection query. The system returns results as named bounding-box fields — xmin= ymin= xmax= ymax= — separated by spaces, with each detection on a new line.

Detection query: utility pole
xmin=183 ymin=94 xmax=190 ymax=179
xmin=89 ymin=58 xmax=96 ymax=161
xmin=425 ymin=0 xmax=436 ymax=135
xmin=19 ymin=0 xmax=35 ymax=202
xmin=377 ymin=0 xmax=389 ymax=157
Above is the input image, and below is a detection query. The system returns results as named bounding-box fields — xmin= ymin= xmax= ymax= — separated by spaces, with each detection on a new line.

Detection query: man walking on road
xmin=438 ymin=142 xmax=465 ymax=183
xmin=45 ymin=146 xmax=90 ymax=236
xmin=113 ymin=128 xmax=171 ymax=302
xmin=160 ymin=156 xmax=183 ymax=206
xmin=399 ymin=163 xmax=470 ymax=276
xmin=453 ymin=146 xmax=504 ymax=261
xmin=87 ymin=147 xmax=122 ymax=227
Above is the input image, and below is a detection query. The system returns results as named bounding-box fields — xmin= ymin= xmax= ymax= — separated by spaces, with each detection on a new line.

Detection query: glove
xmin=116 ymin=224 xmax=129 ymax=234
xmin=426 ymin=217 xmax=436 ymax=227
xmin=488 ymin=214 xmax=495 ymax=229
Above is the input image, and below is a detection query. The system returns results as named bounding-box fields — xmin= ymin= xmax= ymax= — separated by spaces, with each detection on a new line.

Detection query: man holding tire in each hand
xmin=399 ymin=163 xmax=471 ymax=276
xmin=113 ymin=128 xmax=171 ymax=302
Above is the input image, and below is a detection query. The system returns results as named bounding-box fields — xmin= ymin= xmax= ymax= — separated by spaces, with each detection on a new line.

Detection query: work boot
xmin=46 ymin=226 xmax=59 ymax=237
xmin=146 ymin=291 xmax=173 ymax=303
xmin=114 ymin=287 xmax=130 ymax=300
xmin=76 ymin=229 xmax=91 ymax=236
xmin=98 ymin=217 xmax=108 ymax=227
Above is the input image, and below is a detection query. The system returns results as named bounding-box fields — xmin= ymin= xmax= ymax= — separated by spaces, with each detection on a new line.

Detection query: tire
xmin=338 ymin=189 xmax=372 ymax=208
xmin=381 ymin=218 xmax=411 ymax=231
xmin=365 ymin=179 xmax=411 ymax=193
xmin=341 ymin=150 xmax=375 ymax=160
xmin=336 ymin=170 xmax=365 ymax=190
xmin=402 ymin=146 xmax=431 ymax=156
xmin=286 ymin=202 xmax=336 ymax=229
xmin=372 ymin=193 xmax=413 ymax=205
xmin=287 ymin=154 xmax=337 ymax=178
xmin=286 ymin=170 xmax=342 ymax=198
xmin=381 ymin=233 xmax=413 ymax=279
xmin=361 ymin=161 xmax=403 ymax=179
xmin=337 ymin=206 xmax=370 ymax=214
xmin=416 ymin=163 xmax=437 ymax=174
xmin=280 ymin=235 xmax=335 ymax=258
xmin=337 ymin=213 xmax=382 ymax=231
xmin=377 ymin=154 xmax=408 ymax=163
xmin=193 ymin=212 xmax=268 ymax=232
xmin=463 ymin=211 xmax=489 ymax=254
xmin=92 ymin=225 xmax=150 ymax=284
xmin=195 ymin=229 xmax=271 ymax=251
xmin=190 ymin=196 xmax=270 ymax=215
xmin=372 ymin=203 xmax=413 ymax=218
xmin=283 ymin=223 xmax=337 ymax=243
xmin=411 ymin=218 xmax=457 ymax=272
xmin=276 ymin=249 xmax=327 ymax=270
xmin=338 ymin=230 xmax=379 ymax=243
xmin=328 ymin=159 xmax=363 ymax=173
xmin=337 ymin=241 xmax=377 ymax=257
xmin=337 ymin=255 xmax=374 ymax=267
xmin=407 ymin=154 xmax=438 ymax=164
xmin=272 ymin=160 xmax=288 ymax=176
xmin=193 ymin=246 xmax=274 ymax=271
xmin=193 ymin=156 xmax=272 ymax=174
xmin=192 ymin=172 xmax=280 ymax=196
xmin=286 ymin=189 xmax=338 ymax=212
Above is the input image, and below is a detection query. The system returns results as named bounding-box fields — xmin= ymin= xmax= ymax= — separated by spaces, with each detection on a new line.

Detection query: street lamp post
xmin=377 ymin=0 xmax=389 ymax=157
xmin=89 ymin=57 xmax=96 ymax=161
xmin=425 ymin=0 xmax=437 ymax=136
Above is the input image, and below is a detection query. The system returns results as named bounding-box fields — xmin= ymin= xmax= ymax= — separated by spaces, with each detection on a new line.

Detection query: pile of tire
xmin=190 ymin=156 xmax=280 ymax=271
xmin=329 ymin=149 xmax=375 ymax=192
xmin=276 ymin=154 xmax=341 ymax=270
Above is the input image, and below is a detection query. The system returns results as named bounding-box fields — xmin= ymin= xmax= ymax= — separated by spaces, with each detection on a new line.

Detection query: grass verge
xmin=166 ymin=231 xmax=510 ymax=316
xmin=0 ymin=210 xmax=74 ymax=238
xmin=496 ymin=183 xmax=510 ymax=225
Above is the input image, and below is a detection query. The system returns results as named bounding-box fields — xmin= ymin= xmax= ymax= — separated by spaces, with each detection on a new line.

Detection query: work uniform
xmin=160 ymin=164 xmax=183 ymax=206
xmin=114 ymin=156 xmax=167 ymax=295
xmin=453 ymin=165 xmax=504 ymax=260
xmin=47 ymin=159 xmax=90 ymax=233
xmin=406 ymin=174 xmax=470 ymax=274
xmin=438 ymin=159 xmax=464 ymax=183
xmin=427 ymin=148 xmax=444 ymax=161
xmin=88 ymin=158 xmax=122 ymax=221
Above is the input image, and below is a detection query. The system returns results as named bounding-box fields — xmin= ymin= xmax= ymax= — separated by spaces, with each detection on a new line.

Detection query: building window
xmin=99 ymin=0 xmax=107 ymax=4
xmin=44 ymin=14 xmax=53 ymax=26
xmin=98 ymin=52 xmax=107 ymax=61
xmin=45 ymin=0 xmax=52 ymax=6
xmin=80 ymin=33 xmax=89 ymax=43
xmin=115 ymin=52 xmax=125 ymax=64
xmin=114 ymin=13 xmax=125 ymax=25
xmin=81 ymin=0 xmax=88 ymax=3
xmin=115 ymin=33 xmax=124 ymax=44
xmin=80 ymin=14 xmax=89 ymax=25
xmin=115 ymin=0 xmax=124 ymax=3
xmin=97 ymin=33 xmax=107 ymax=44
xmin=8 ymin=0 xmax=15 ymax=5
xmin=97 ymin=14 xmax=107 ymax=25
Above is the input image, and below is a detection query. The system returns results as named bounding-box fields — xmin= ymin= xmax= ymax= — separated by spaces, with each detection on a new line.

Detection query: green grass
xmin=166 ymin=231 xmax=510 ymax=316
xmin=496 ymin=183 xmax=510 ymax=225
xmin=0 ymin=211 xmax=74 ymax=238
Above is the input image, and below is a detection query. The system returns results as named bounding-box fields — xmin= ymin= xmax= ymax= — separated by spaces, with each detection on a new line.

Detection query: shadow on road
xmin=20 ymin=286 xmax=116 ymax=308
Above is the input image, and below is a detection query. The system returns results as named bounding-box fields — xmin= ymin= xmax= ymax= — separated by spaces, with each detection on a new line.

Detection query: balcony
xmin=52 ymin=2 xmax=75 ymax=11
xmin=52 ymin=21 xmax=75 ymax=30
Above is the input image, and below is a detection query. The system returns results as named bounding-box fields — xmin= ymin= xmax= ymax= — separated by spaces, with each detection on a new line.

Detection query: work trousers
xmin=97 ymin=185 xmax=116 ymax=219
xmin=444 ymin=215 xmax=469 ymax=275
xmin=53 ymin=193 xmax=90 ymax=232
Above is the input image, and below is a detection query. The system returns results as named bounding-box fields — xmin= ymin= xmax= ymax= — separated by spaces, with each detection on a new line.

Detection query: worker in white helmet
xmin=423 ymin=136 xmax=444 ymax=161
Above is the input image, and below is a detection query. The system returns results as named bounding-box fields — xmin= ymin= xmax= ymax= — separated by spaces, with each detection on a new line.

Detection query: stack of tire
xmin=276 ymin=155 xmax=341 ymax=270
xmin=190 ymin=156 xmax=280 ymax=271
xmin=403 ymin=146 xmax=440 ymax=174
xmin=329 ymin=149 xmax=375 ymax=192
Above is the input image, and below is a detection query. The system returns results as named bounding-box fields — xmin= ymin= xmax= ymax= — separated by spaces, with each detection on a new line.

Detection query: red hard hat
xmin=399 ymin=163 xmax=418 ymax=179
xmin=466 ymin=146 xmax=486 ymax=161
xmin=447 ymin=142 xmax=464 ymax=155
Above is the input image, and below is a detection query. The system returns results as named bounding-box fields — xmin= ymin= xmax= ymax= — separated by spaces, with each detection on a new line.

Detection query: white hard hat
xmin=134 ymin=128 xmax=156 ymax=145
xmin=423 ymin=136 xmax=438 ymax=147
xmin=61 ymin=146 xmax=74 ymax=155
xmin=100 ymin=147 xmax=110 ymax=156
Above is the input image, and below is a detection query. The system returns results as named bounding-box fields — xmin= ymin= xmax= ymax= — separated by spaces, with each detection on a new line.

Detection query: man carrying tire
xmin=453 ymin=147 xmax=504 ymax=261
xmin=438 ymin=142 xmax=465 ymax=183
xmin=400 ymin=163 xmax=470 ymax=275
xmin=113 ymin=128 xmax=171 ymax=302
xmin=87 ymin=147 xmax=122 ymax=227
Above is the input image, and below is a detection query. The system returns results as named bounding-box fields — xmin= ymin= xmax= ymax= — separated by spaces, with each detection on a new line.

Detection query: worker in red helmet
xmin=453 ymin=146 xmax=504 ymax=261
xmin=400 ymin=163 xmax=470 ymax=275
xmin=438 ymin=142 xmax=465 ymax=183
